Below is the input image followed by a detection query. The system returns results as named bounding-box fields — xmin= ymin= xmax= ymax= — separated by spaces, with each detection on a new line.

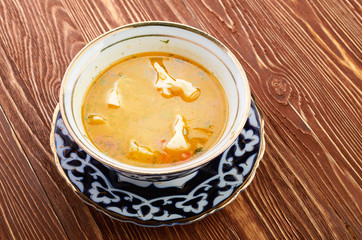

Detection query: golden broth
xmin=82 ymin=53 xmax=228 ymax=168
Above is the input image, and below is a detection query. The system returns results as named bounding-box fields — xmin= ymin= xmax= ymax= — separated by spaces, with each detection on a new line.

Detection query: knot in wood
xmin=271 ymin=78 xmax=288 ymax=95
xmin=267 ymin=77 xmax=292 ymax=105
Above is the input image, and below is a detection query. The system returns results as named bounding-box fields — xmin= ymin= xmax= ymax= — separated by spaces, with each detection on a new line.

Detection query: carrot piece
xmin=181 ymin=151 xmax=192 ymax=160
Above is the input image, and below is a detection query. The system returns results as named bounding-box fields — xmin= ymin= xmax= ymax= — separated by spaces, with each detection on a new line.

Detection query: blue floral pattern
xmin=53 ymin=100 xmax=263 ymax=226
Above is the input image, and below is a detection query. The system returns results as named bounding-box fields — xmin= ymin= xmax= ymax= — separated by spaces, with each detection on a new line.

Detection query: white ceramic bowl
xmin=59 ymin=21 xmax=250 ymax=180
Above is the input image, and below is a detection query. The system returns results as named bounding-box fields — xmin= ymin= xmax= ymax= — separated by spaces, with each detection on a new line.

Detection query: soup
xmin=82 ymin=52 xmax=228 ymax=168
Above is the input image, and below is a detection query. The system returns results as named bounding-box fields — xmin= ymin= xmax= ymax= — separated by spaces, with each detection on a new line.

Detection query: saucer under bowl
xmin=50 ymin=99 xmax=265 ymax=226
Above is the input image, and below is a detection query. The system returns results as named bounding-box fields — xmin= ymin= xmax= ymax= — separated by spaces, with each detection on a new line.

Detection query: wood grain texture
xmin=0 ymin=0 xmax=361 ymax=239
xmin=0 ymin=106 xmax=68 ymax=240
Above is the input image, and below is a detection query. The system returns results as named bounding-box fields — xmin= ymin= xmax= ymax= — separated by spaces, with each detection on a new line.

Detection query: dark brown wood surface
xmin=0 ymin=0 xmax=361 ymax=239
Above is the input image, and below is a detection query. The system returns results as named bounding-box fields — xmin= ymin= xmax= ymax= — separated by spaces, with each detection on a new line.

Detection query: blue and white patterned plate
xmin=50 ymin=99 xmax=265 ymax=226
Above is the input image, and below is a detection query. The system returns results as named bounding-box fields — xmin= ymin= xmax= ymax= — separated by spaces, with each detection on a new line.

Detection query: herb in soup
xmin=82 ymin=52 xmax=228 ymax=168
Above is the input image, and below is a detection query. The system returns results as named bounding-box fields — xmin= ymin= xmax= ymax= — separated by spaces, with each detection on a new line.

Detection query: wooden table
xmin=0 ymin=0 xmax=361 ymax=239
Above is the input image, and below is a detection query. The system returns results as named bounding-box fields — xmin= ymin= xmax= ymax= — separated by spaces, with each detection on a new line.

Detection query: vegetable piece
xmin=194 ymin=147 xmax=204 ymax=154
xmin=165 ymin=115 xmax=190 ymax=152
xmin=181 ymin=152 xmax=192 ymax=160
xmin=87 ymin=115 xmax=106 ymax=125
xmin=159 ymin=153 xmax=172 ymax=164
xmin=193 ymin=127 xmax=213 ymax=135
xmin=107 ymin=89 xmax=121 ymax=108
xmin=128 ymin=140 xmax=156 ymax=161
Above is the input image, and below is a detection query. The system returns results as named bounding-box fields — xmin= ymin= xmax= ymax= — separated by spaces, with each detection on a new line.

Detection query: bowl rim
xmin=59 ymin=21 xmax=251 ymax=176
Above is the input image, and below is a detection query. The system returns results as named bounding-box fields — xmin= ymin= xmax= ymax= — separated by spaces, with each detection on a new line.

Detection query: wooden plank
xmin=0 ymin=0 xmax=114 ymax=238
xmin=0 ymin=0 xmax=267 ymax=239
xmin=0 ymin=0 xmax=360 ymax=239
xmin=0 ymin=106 xmax=69 ymax=240
xmin=180 ymin=0 xmax=361 ymax=238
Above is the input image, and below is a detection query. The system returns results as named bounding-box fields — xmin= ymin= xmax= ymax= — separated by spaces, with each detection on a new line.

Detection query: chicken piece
xmin=87 ymin=115 xmax=106 ymax=125
xmin=152 ymin=62 xmax=200 ymax=102
xmin=107 ymin=88 xmax=122 ymax=109
xmin=128 ymin=140 xmax=156 ymax=161
xmin=165 ymin=115 xmax=191 ymax=152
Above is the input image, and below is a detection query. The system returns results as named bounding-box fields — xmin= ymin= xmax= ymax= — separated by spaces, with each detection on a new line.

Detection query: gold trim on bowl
xmin=50 ymin=97 xmax=265 ymax=226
